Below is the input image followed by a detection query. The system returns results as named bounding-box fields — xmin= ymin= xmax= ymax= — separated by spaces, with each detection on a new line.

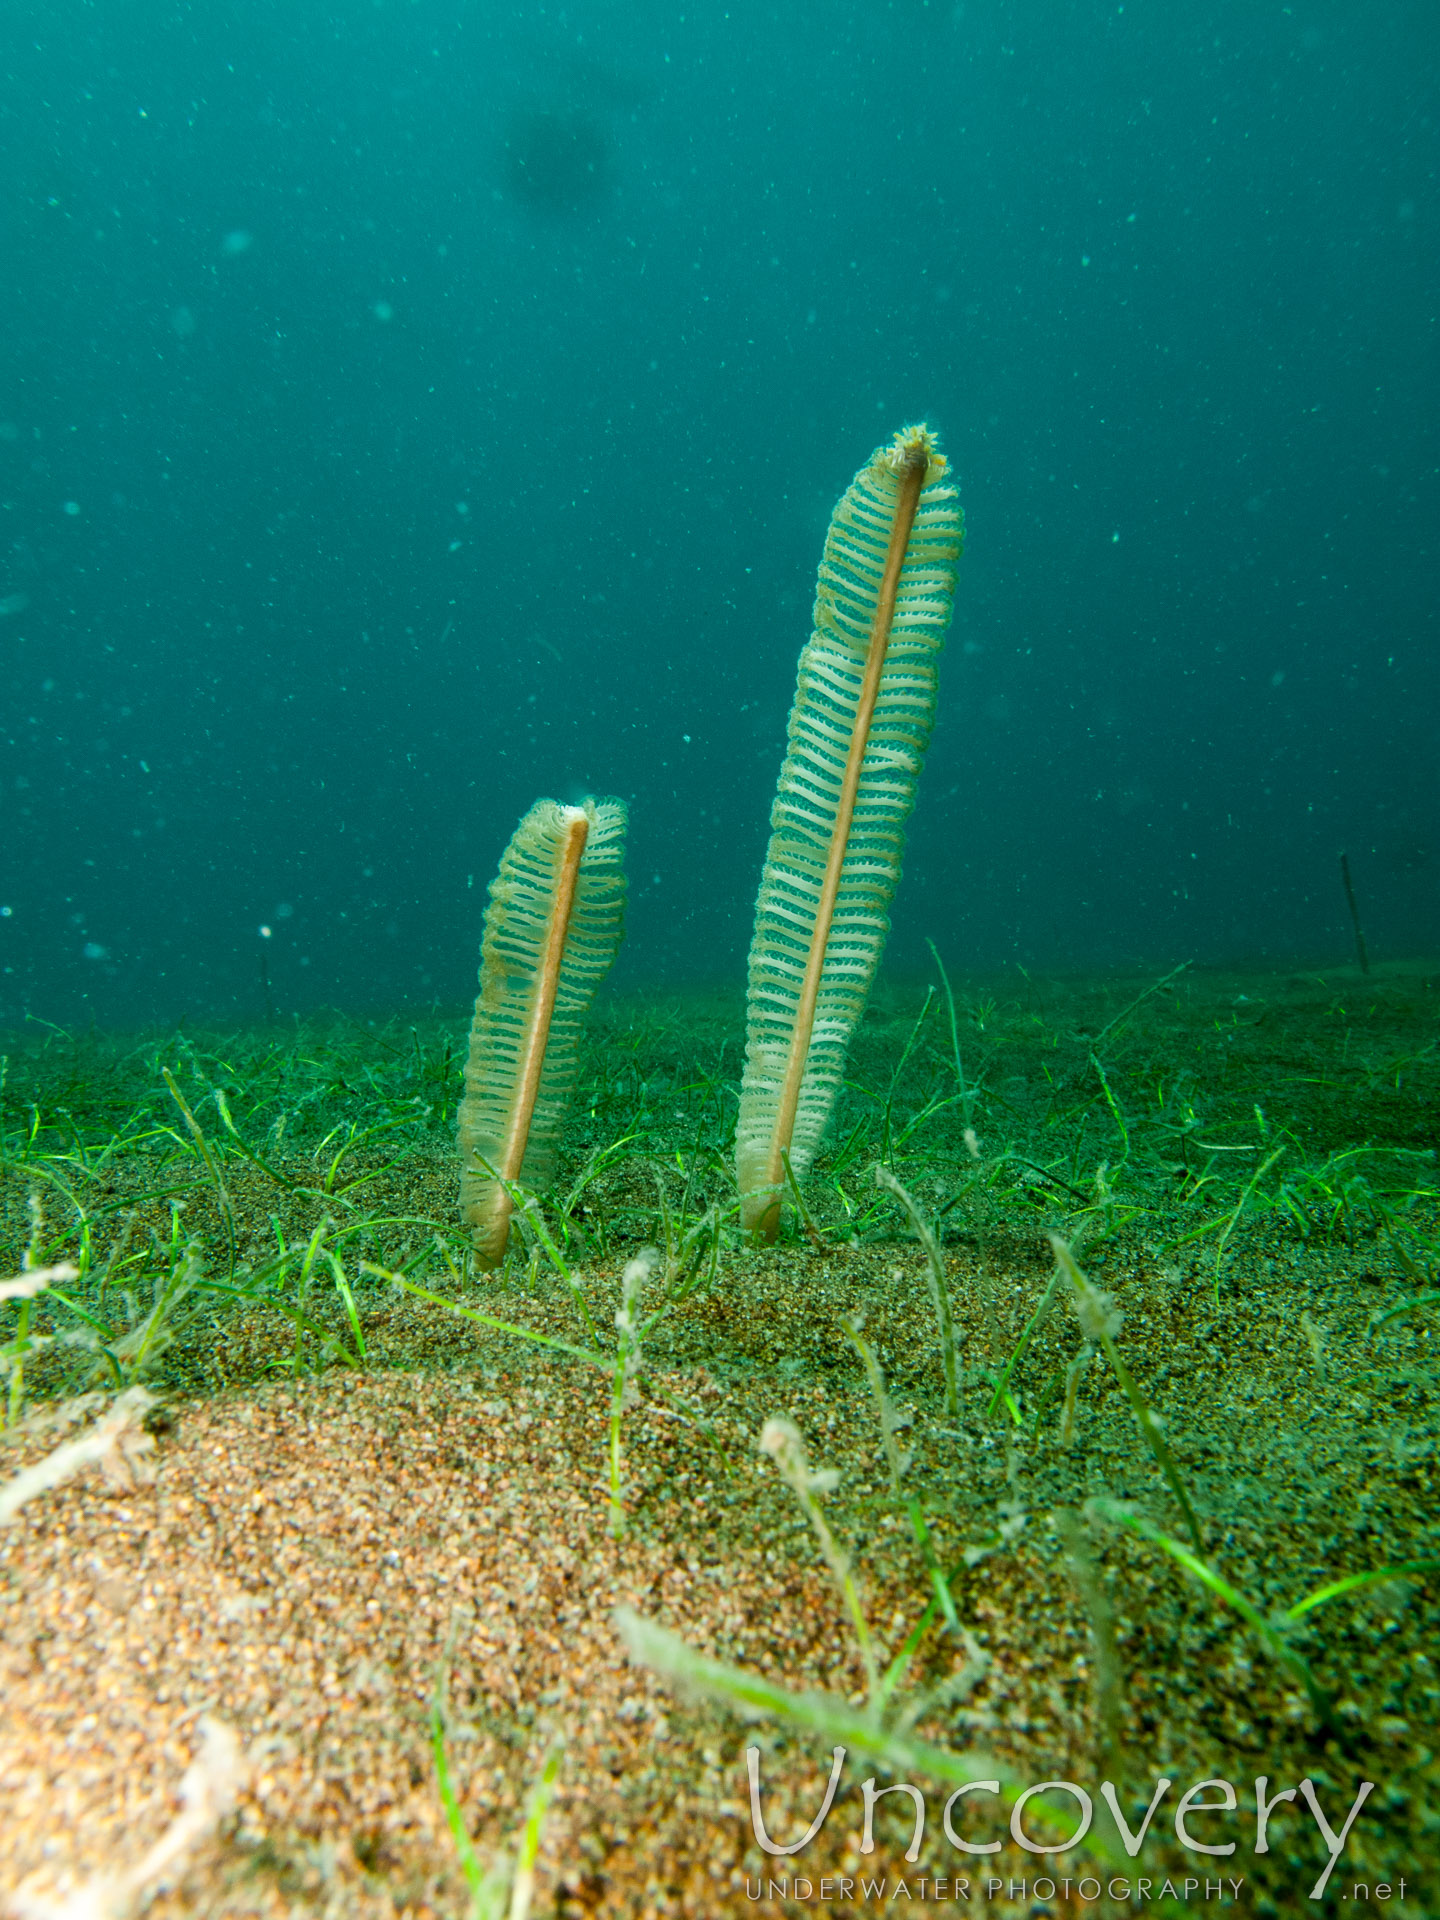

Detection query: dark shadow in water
xmin=501 ymin=105 xmax=611 ymax=215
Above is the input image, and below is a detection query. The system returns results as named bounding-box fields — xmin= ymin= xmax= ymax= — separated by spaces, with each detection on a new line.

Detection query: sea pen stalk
xmin=459 ymin=798 xmax=627 ymax=1268
xmin=498 ymin=810 xmax=587 ymax=1182
xmin=756 ymin=445 xmax=928 ymax=1236
xmin=483 ymin=809 xmax=587 ymax=1264
xmin=737 ymin=426 xmax=963 ymax=1240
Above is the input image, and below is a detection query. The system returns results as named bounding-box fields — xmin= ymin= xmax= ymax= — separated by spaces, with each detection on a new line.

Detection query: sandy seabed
xmin=2 ymin=966 xmax=1437 ymax=1916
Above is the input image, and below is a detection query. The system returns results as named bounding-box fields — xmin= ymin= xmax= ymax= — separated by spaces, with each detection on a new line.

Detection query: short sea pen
xmin=458 ymin=797 xmax=627 ymax=1268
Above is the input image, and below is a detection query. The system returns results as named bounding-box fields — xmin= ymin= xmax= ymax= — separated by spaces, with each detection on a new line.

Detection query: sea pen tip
xmin=883 ymin=421 xmax=946 ymax=484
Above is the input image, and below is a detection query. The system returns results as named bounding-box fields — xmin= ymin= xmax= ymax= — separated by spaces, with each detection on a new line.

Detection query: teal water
xmin=1 ymin=1 xmax=1436 ymax=1028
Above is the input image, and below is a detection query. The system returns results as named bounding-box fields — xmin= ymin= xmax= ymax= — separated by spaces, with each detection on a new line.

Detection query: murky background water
xmin=2 ymin=0 xmax=1435 ymax=1024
